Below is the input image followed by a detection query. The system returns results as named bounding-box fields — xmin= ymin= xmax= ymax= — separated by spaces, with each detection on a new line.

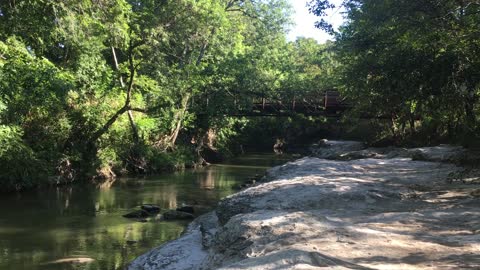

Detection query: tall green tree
xmin=0 ymin=0 xmax=297 ymax=190
xmin=310 ymin=0 xmax=480 ymax=143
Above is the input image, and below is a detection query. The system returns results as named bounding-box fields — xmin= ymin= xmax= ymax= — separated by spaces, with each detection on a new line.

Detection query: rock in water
xmin=163 ymin=210 xmax=194 ymax=220
xmin=123 ymin=210 xmax=150 ymax=219
xmin=141 ymin=204 xmax=160 ymax=213
xmin=176 ymin=206 xmax=194 ymax=214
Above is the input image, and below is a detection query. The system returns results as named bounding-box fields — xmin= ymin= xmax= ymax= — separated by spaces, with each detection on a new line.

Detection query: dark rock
xmin=245 ymin=179 xmax=256 ymax=185
xmin=123 ymin=210 xmax=150 ymax=219
xmin=141 ymin=204 xmax=160 ymax=213
xmin=235 ymin=180 xmax=256 ymax=190
xmin=240 ymin=183 xmax=250 ymax=188
xmin=162 ymin=210 xmax=194 ymax=220
xmin=176 ymin=206 xmax=194 ymax=214
xmin=410 ymin=150 xmax=428 ymax=161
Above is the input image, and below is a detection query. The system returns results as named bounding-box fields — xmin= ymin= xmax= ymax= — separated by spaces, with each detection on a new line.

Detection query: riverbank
xmin=128 ymin=141 xmax=480 ymax=270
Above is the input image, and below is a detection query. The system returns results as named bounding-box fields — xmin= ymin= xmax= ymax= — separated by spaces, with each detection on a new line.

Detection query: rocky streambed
xmin=128 ymin=141 xmax=480 ymax=270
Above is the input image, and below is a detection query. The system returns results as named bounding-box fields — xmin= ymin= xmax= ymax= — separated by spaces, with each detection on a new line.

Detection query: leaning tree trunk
xmin=88 ymin=46 xmax=137 ymax=145
xmin=165 ymin=93 xmax=192 ymax=150
xmin=163 ymin=30 xmax=214 ymax=150
xmin=112 ymin=46 xmax=140 ymax=144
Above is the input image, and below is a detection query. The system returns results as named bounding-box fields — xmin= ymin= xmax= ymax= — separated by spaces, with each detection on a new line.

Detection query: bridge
xmin=194 ymin=90 xmax=350 ymax=117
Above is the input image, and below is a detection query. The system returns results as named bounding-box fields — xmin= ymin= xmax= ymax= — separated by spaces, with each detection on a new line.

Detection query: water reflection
xmin=0 ymin=153 xmax=290 ymax=270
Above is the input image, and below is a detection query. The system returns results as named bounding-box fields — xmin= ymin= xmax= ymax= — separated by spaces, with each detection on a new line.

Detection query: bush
xmin=119 ymin=142 xmax=196 ymax=174
xmin=0 ymin=126 xmax=47 ymax=191
xmin=144 ymin=145 xmax=196 ymax=173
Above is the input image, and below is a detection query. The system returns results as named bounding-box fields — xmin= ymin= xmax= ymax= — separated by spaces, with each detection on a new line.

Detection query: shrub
xmin=0 ymin=126 xmax=47 ymax=191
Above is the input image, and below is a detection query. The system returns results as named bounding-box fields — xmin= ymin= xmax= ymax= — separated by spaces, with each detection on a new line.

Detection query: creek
xmin=0 ymin=153 xmax=291 ymax=270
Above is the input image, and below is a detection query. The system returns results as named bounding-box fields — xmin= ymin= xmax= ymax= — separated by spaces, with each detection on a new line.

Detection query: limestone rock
xmin=129 ymin=145 xmax=479 ymax=270
xmin=128 ymin=212 xmax=218 ymax=270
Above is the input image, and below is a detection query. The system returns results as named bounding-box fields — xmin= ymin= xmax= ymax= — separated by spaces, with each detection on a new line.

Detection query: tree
xmin=0 ymin=0 xmax=299 ymax=190
xmin=310 ymin=0 xmax=480 ymax=144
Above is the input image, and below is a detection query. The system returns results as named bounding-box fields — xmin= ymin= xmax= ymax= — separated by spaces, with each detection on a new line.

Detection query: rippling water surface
xmin=0 ymin=153 xmax=291 ymax=270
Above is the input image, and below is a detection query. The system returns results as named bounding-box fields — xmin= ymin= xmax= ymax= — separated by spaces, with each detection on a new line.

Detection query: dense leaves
xmin=1 ymin=0 xmax=335 ymax=191
xmin=310 ymin=0 xmax=480 ymax=145
xmin=6 ymin=0 xmax=474 ymax=192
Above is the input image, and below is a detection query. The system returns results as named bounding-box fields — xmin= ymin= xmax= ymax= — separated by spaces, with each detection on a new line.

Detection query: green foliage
xmin=0 ymin=38 xmax=74 ymax=172
xmin=0 ymin=126 xmax=46 ymax=191
xmin=146 ymin=145 xmax=196 ymax=172
xmin=0 ymin=0 xmax=304 ymax=192
xmin=310 ymin=0 xmax=480 ymax=145
xmin=207 ymin=117 xmax=249 ymax=157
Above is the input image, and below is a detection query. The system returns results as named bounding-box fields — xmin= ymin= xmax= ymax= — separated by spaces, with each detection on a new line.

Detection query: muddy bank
xmin=128 ymin=141 xmax=480 ymax=270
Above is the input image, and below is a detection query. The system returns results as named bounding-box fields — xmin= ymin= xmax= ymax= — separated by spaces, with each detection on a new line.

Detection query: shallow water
xmin=0 ymin=153 xmax=291 ymax=270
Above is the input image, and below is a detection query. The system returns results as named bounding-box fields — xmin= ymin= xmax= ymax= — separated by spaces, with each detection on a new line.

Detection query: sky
xmin=287 ymin=0 xmax=345 ymax=43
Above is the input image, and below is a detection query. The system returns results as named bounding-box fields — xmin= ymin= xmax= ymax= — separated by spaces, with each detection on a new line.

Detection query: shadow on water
xmin=0 ymin=153 xmax=291 ymax=270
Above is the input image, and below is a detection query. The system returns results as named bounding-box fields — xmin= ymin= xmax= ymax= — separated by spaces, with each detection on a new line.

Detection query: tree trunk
xmin=111 ymin=46 xmax=125 ymax=87
xmin=165 ymin=30 xmax=214 ymax=149
xmin=390 ymin=114 xmax=398 ymax=139
xmin=166 ymin=93 xmax=191 ymax=149
xmin=89 ymin=105 xmax=130 ymax=144
xmin=409 ymin=114 xmax=415 ymax=135
xmin=114 ymin=46 xmax=140 ymax=143
xmin=88 ymin=47 xmax=137 ymax=145
xmin=128 ymin=110 xmax=140 ymax=144
xmin=465 ymin=88 xmax=476 ymax=128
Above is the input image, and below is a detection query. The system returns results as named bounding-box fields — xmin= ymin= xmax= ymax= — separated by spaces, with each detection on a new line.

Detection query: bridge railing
xmin=190 ymin=90 xmax=350 ymax=116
